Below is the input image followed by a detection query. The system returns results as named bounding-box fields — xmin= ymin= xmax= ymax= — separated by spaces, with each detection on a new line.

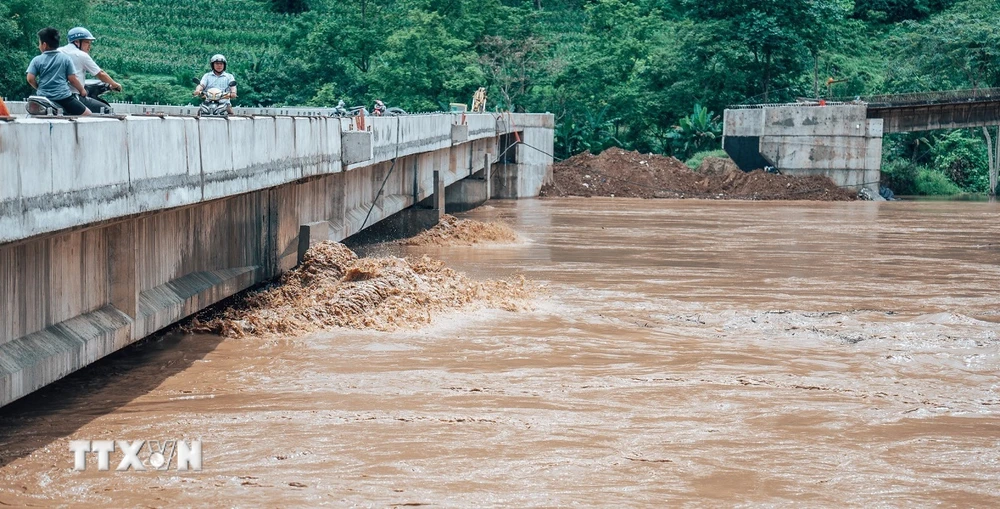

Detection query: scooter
xmin=331 ymin=100 xmax=350 ymax=117
xmin=196 ymin=80 xmax=237 ymax=117
xmin=26 ymin=79 xmax=115 ymax=116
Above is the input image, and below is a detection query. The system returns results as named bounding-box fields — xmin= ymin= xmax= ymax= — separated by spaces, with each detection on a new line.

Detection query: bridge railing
xmin=728 ymin=88 xmax=1000 ymax=111
xmin=726 ymin=100 xmax=856 ymax=110
xmin=843 ymin=88 xmax=1000 ymax=108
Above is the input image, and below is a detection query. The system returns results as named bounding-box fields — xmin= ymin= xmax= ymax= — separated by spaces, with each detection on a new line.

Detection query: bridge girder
xmin=868 ymin=100 xmax=1000 ymax=133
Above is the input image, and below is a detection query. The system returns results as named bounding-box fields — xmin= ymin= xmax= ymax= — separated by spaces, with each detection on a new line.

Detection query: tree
xmin=887 ymin=1 xmax=1000 ymax=91
xmin=368 ymin=10 xmax=484 ymax=111
xmin=0 ymin=3 xmax=29 ymax=99
xmin=679 ymin=0 xmax=851 ymax=102
xmin=479 ymin=35 xmax=547 ymax=111
xmin=271 ymin=0 xmax=309 ymax=14
xmin=852 ymin=0 xmax=954 ymax=23
xmin=549 ymin=0 xmax=658 ymax=154
xmin=982 ymin=127 xmax=1000 ymax=195
xmin=887 ymin=0 xmax=1000 ymax=193
xmin=667 ymin=103 xmax=723 ymax=159
xmin=0 ymin=0 xmax=89 ymax=99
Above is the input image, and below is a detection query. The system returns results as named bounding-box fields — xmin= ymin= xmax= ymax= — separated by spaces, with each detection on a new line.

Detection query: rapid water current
xmin=1 ymin=198 xmax=998 ymax=506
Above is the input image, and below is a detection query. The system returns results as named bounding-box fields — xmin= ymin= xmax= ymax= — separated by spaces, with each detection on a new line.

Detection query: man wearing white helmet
xmin=193 ymin=54 xmax=237 ymax=115
xmin=58 ymin=27 xmax=122 ymax=112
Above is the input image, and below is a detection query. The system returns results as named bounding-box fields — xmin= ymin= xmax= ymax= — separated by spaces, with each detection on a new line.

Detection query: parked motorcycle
xmin=331 ymin=100 xmax=350 ymax=117
xmin=196 ymin=80 xmax=237 ymax=117
xmin=26 ymin=79 xmax=115 ymax=116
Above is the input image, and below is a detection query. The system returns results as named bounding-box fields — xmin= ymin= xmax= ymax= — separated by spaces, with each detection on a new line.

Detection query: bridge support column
xmin=297 ymin=221 xmax=331 ymax=265
xmin=433 ymin=170 xmax=445 ymax=217
xmin=723 ymin=105 xmax=883 ymax=196
xmin=108 ymin=221 xmax=138 ymax=325
xmin=445 ymin=154 xmax=492 ymax=213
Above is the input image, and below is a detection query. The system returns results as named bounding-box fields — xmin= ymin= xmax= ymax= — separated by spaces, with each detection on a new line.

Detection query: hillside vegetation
xmin=1 ymin=0 xmax=999 ymax=195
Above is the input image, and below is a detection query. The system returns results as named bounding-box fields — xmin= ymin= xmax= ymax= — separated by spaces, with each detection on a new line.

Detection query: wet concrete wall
xmin=723 ymin=105 xmax=883 ymax=194
xmin=0 ymin=111 xmax=554 ymax=407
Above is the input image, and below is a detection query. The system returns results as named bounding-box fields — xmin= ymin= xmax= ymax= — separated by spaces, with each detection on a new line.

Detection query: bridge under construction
xmin=723 ymin=88 xmax=1000 ymax=194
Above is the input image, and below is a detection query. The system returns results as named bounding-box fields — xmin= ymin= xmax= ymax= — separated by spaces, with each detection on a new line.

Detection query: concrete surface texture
xmin=723 ymin=105 xmax=883 ymax=194
xmin=0 ymin=110 xmax=554 ymax=407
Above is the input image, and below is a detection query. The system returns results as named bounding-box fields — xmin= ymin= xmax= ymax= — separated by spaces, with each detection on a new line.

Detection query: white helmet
xmin=210 ymin=54 xmax=227 ymax=71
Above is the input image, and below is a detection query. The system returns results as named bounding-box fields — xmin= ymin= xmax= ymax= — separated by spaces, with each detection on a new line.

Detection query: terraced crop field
xmin=87 ymin=0 xmax=292 ymax=78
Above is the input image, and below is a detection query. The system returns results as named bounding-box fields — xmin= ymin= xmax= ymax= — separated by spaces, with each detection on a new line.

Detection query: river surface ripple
xmin=1 ymin=198 xmax=998 ymax=507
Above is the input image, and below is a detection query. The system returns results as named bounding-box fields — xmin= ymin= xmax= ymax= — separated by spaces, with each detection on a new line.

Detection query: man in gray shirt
xmin=26 ymin=27 xmax=90 ymax=116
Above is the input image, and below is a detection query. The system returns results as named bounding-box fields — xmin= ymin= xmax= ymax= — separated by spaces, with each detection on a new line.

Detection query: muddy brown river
xmin=1 ymin=198 xmax=999 ymax=506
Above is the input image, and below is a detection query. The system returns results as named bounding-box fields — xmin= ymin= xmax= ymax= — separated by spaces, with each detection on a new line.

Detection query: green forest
xmin=2 ymin=0 xmax=999 ymax=195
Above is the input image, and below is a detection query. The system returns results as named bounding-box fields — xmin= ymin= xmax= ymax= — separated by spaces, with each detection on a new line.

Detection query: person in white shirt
xmin=58 ymin=27 xmax=122 ymax=112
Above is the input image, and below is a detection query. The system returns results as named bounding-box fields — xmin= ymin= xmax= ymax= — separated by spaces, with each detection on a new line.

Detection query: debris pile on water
xmin=401 ymin=214 xmax=519 ymax=246
xmin=187 ymin=242 xmax=531 ymax=337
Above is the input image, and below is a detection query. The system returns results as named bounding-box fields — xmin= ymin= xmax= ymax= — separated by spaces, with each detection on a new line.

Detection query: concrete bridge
xmin=0 ymin=105 xmax=554 ymax=407
xmin=722 ymin=88 xmax=1000 ymax=194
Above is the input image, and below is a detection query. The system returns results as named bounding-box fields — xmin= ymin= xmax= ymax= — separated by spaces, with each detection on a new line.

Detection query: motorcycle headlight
xmin=206 ymin=88 xmax=223 ymax=101
xmin=26 ymin=101 xmax=48 ymax=115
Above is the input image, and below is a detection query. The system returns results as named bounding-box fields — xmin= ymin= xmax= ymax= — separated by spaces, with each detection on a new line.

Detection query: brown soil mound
xmin=401 ymin=214 xmax=519 ymax=246
xmin=187 ymin=241 xmax=531 ymax=337
xmin=696 ymin=156 xmax=740 ymax=176
xmin=539 ymin=148 xmax=855 ymax=201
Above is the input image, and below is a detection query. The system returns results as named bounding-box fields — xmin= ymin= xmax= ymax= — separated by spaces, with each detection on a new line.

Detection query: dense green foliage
xmin=1 ymin=0 xmax=997 ymax=194
xmin=0 ymin=0 xmax=88 ymax=99
xmin=881 ymin=159 xmax=963 ymax=195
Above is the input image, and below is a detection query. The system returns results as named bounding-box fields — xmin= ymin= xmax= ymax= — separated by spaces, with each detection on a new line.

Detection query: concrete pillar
xmin=485 ymin=153 xmax=492 ymax=199
xmin=411 ymin=157 xmax=419 ymax=204
xmin=297 ymin=221 xmax=330 ymax=265
xmin=107 ymin=221 xmax=137 ymax=321
xmin=433 ymin=170 xmax=444 ymax=218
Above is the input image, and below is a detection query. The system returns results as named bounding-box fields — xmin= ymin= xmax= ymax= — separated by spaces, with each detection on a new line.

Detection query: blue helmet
xmin=68 ymin=27 xmax=96 ymax=43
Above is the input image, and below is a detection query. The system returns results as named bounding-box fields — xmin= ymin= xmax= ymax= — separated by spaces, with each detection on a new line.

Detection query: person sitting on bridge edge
xmin=58 ymin=27 xmax=122 ymax=113
xmin=26 ymin=27 xmax=90 ymax=116
xmin=193 ymin=54 xmax=237 ymax=115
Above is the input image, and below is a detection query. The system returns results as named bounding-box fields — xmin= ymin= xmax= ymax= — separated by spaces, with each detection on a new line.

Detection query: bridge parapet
xmin=0 ymin=111 xmax=541 ymax=244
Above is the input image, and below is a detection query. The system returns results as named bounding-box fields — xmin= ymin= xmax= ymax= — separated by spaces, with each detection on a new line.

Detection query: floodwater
xmin=1 ymin=198 xmax=999 ymax=507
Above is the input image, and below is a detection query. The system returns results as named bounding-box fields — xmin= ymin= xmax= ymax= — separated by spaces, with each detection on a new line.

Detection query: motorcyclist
xmin=58 ymin=27 xmax=122 ymax=113
xmin=193 ymin=54 xmax=237 ymax=115
xmin=373 ymin=99 xmax=386 ymax=116
xmin=332 ymin=99 xmax=349 ymax=117
xmin=26 ymin=27 xmax=89 ymax=116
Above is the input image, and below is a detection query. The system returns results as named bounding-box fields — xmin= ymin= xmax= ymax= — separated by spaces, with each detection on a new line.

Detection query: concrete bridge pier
xmin=446 ymin=154 xmax=491 ymax=213
xmin=723 ymin=105 xmax=883 ymax=195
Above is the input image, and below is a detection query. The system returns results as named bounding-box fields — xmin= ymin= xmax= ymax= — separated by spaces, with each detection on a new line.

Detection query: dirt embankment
xmin=539 ymin=148 xmax=856 ymax=201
